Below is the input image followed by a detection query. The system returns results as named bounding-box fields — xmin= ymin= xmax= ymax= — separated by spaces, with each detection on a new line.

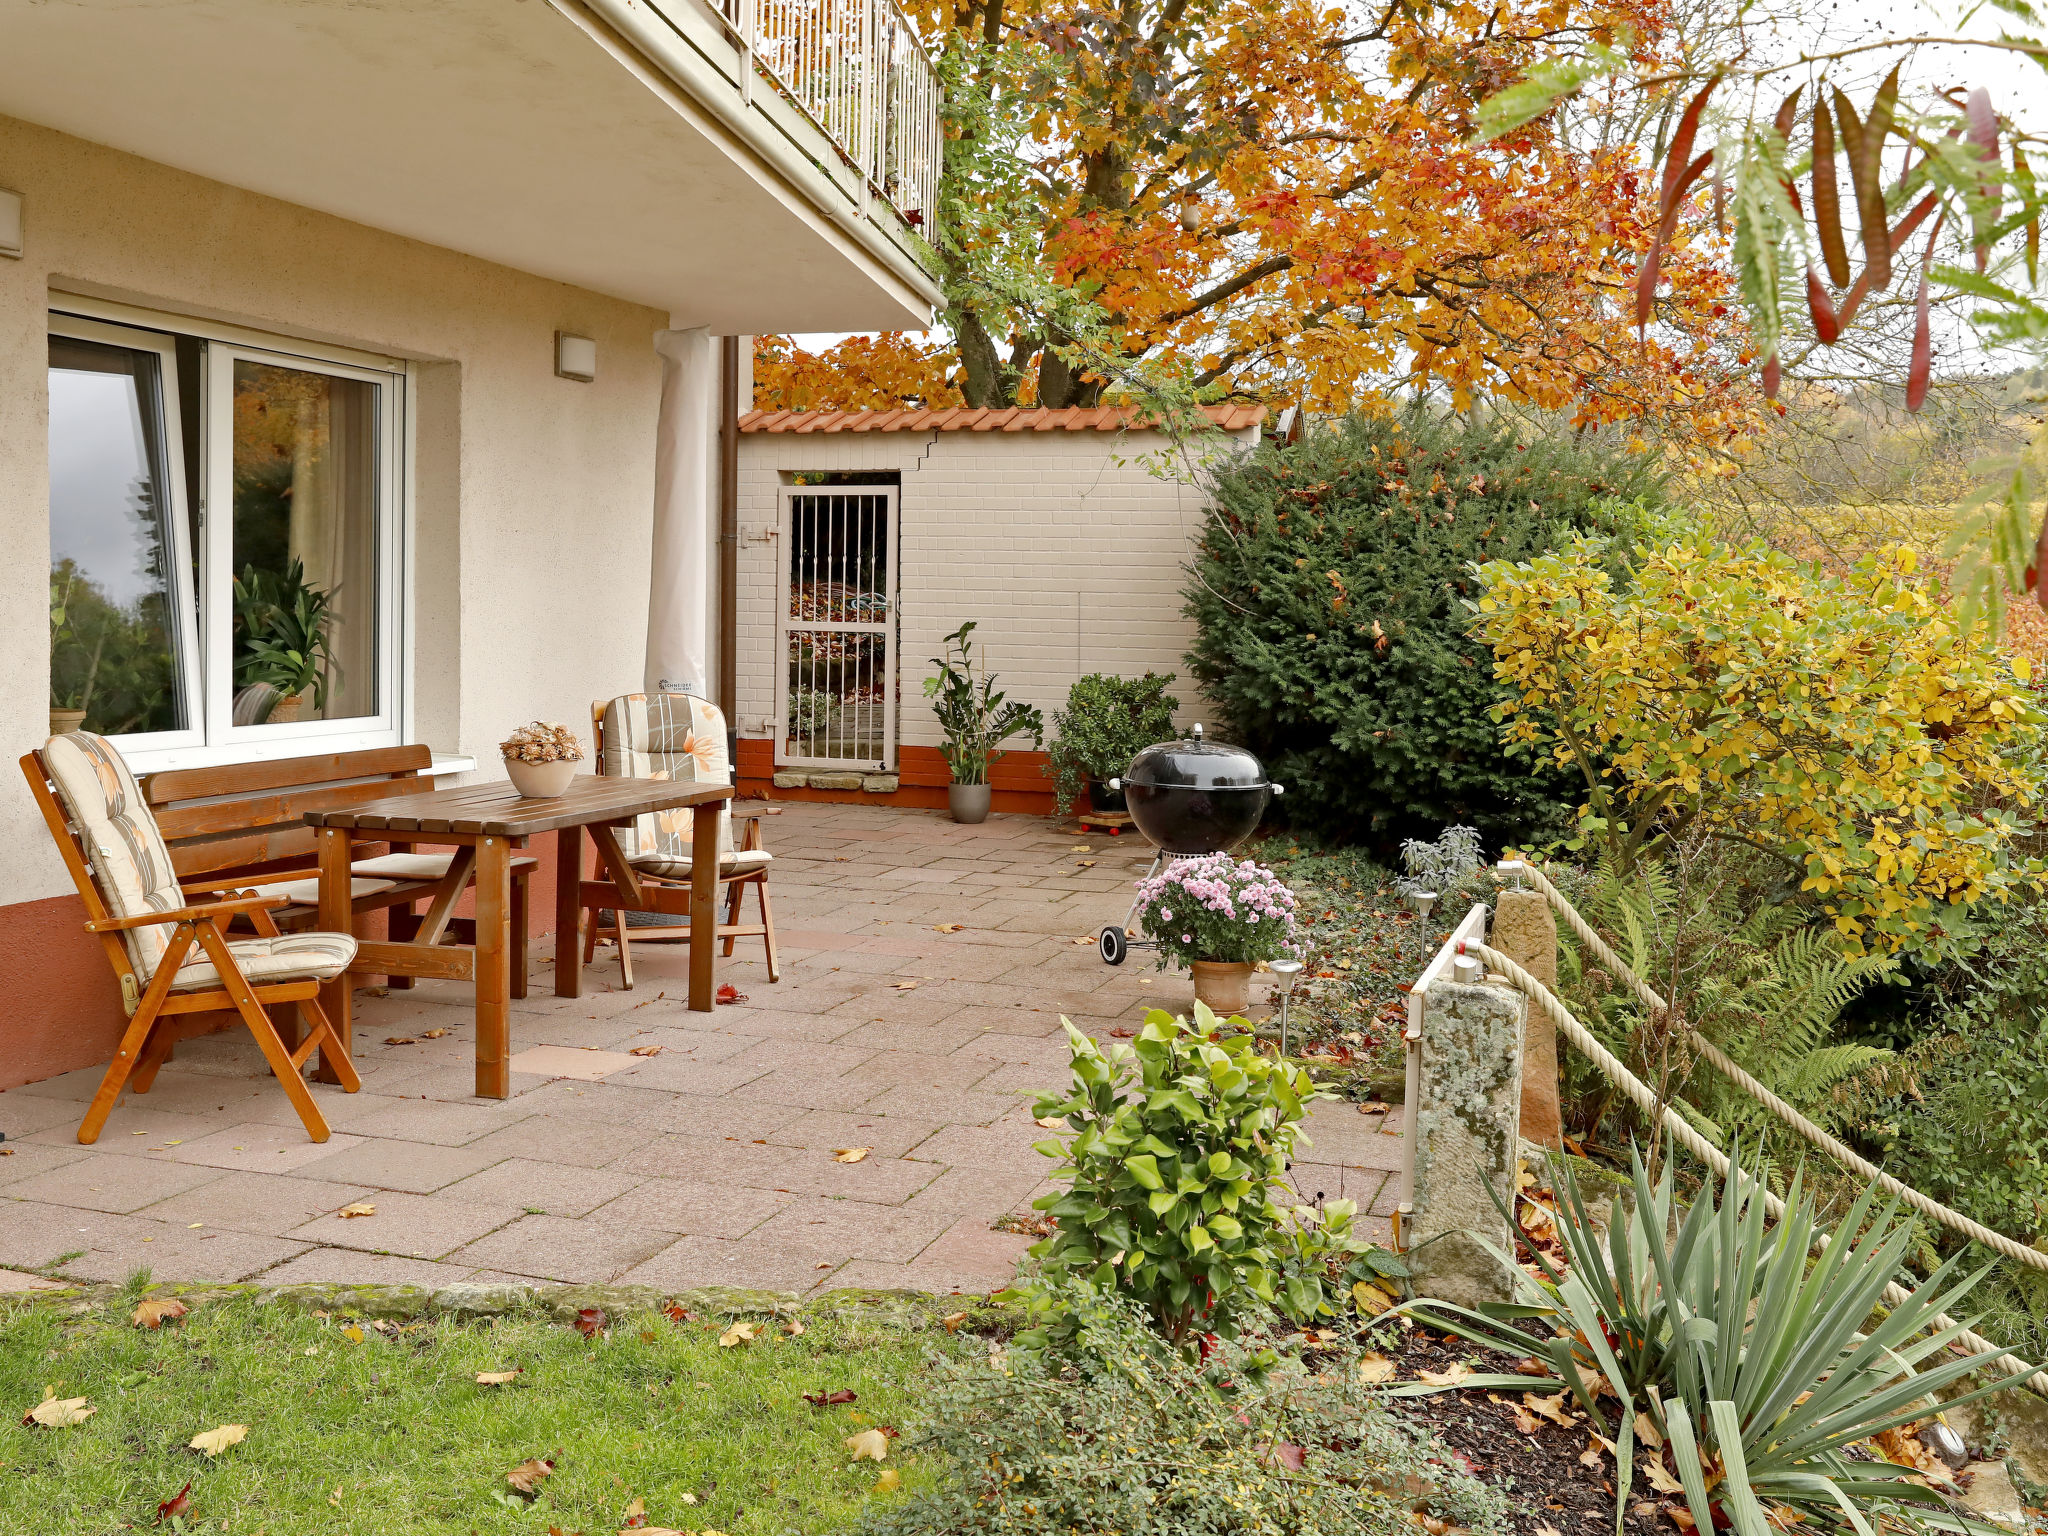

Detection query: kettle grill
xmin=1098 ymin=724 xmax=1283 ymax=964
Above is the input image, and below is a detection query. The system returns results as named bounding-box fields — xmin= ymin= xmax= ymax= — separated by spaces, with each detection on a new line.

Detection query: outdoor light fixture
xmin=0 ymin=189 xmax=22 ymax=260
xmin=1269 ymin=958 xmax=1304 ymax=1056
xmin=554 ymin=331 xmax=596 ymax=381
xmin=1402 ymin=889 xmax=1439 ymax=917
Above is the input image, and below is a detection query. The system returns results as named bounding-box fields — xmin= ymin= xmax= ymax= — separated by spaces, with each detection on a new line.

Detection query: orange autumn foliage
xmin=753 ymin=333 xmax=963 ymax=413
xmin=764 ymin=0 xmax=1755 ymax=454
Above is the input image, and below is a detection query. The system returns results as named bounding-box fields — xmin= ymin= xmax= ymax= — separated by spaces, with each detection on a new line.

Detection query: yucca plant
xmin=1395 ymin=1150 xmax=2017 ymax=1536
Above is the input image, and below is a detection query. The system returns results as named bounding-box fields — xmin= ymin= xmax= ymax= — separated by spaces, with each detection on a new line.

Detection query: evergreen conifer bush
xmin=1187 ymin=409 xmax=1668 ymax=845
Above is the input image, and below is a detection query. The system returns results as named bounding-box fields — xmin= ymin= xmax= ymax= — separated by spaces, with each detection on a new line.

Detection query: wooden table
xmin=304 ymin=775 xmax=733 ymax=1098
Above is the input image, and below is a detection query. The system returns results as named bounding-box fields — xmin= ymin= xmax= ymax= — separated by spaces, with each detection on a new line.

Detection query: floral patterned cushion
xmin=41 ymin=731 xmax=186 ymax=979
xmin=598 ymin=693 xmax=735 ymax=862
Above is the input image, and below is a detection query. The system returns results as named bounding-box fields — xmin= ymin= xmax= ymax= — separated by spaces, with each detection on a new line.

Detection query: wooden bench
xmin=142 ymin=746 xmax=536 ymax=1011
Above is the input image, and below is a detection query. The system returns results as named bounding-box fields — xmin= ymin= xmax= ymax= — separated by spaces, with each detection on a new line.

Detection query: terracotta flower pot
xmin=48 ymin=707 xmax=87 ymax=739
xmin=505 ymin=756 xmax=577 ymax=798
xmin=267 ymin=692 xmax=306 ymax=724
xmin=949 ymin=782 xmax=992 ymax=824
xmin=1191 ymin=959 xmax=1255 ymax=1016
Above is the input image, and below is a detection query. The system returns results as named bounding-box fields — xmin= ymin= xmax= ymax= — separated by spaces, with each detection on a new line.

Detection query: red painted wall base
xmin=735 ymin=740 xmax=1064 ymax=816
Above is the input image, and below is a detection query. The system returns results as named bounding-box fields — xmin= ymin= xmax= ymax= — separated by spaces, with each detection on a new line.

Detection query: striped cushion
xmin=599 ymin=693 xmax=734 ymax=863
xmin=41 ymin=732 xmax=185 ymax=979
xmin=169 ymin=930 xmax=359 ymax=993
xmin=350 ymin=852 xmax=540 ymax=881
xmin=629 ymin=849 xmax=773 ymax=880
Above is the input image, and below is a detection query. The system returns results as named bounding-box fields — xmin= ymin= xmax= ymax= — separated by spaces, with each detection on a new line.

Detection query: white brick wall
xmin=736 ymin=426 xmax=1256 ymax=754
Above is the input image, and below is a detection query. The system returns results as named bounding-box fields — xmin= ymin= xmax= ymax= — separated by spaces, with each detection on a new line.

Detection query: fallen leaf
xmin=941 ymin=1311 xmax=968 ymax=1333
xmin=1525 ymin=1392 xmax=1577 ymax=1426
xmin=329 ymin=1485 xmax=343 ymax=1507
xmin=1033 ymin=1116 xmax=1065 ymax=1129
xmin=1071 ymin=935 xmax=1096 ymax=945
xmin=337 ymin=1202 xmax=376 ymax=1219
xmin=574 ymin=1308 xmax=607 ymax=1338
xmin=24 ymin=1396 xmax=94 ymax=1428
xmin=1260 ymin=1441 xmax=1307 ymax=1471
xmin=662 ymin=1302 xmax=694 ymax=1324
xmin=133 ymin=1297 xmax=188 ymax=1329
xmin=1417 ymin=1363 xmax=1472 ymax=1387
xmin=714 ymin=983 xmax=747 ymax=1004
xmin=420 ymin=1028 xmax=449 ymax=1040
xmin=934 ymin=924 xmax=964 ymax=933
xmin=1580 ymin=1431 xmax=1618 ymax=1469
xmin=1069 ymin=845 xmax=1091 ymax=852
xmin=889 ymin=981 xmax=919 ymax=991
xmin=1537 ymin=1525 xmax=1563 ymax=1536
xmin=1353 ymin=1280 xmax=1396 ymax=1316
xmin=157 ymin=1480 xmax=193 ymax=1521
xmin=846 ymin=1428 xmax=891 ymax=1462
xmin=629 ymin=1045 xmax=664 ymax=1057
xmin=719 ymin=1321 xmax=757 ymax=1348
xmin=189 ymin=1424 xmax=248 ymax=1457
xmin=506 ymin=1458 xmax=555 ymax=1498
xmin=384 ymin=1036 xmax=417 ymax=1046
xmin=1108 ymin=1027 xmax=1135 ymax=1038
xmin=804 ymin=1389 xmax=858 ymax=1407
xmin=1642 ymin=1457 xmax=1685 ymax=1495
xmin=1356 ymin=1352 xmax=1396 ymax=1384
xmin=476 ymin=1370 xmax=523 ymax=1385
xmin=1514 ymin=1356 xmax=1549 ymax=1377
xmin=1512 ymin=1404 xmax=1542 ymax=1434
xmin=832 ymin=1146 xmax=872 ymax=1164
xmin=621 ymin=1495 xmax=648 ymax=1528
xmin=1666 ymin=1505 xmax=1698 ymax=1530
xmin=875 ymin=1467 xmax=902 ymax=1493
xmin=1634 ymin=1411 xmax=1665 ymax=1450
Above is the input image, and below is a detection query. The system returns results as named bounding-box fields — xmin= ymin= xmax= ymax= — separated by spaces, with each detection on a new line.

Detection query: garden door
xmin=774 ymin=484 xmax=897 ymax=771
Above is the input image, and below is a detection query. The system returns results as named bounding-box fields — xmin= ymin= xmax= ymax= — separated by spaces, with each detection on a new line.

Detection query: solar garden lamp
xmin=1268 ymin=958 xmax=1305 ymax=1056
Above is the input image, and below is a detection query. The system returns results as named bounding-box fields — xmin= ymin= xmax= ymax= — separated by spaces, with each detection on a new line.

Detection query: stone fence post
xmin=1491 ymin=888 xmax=1561 ymax=1149
xmin=1406 ymin=970 xmax=1525 ymax=1307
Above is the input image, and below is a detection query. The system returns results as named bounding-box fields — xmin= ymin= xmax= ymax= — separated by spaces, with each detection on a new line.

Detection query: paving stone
xmin=462 ymin=1118 xmax=648 ymax=1170
xmin=584 ymin=1178 xmax=792 ymax=1239
xmin=285 ymin=1191 xmax=522 ymax=1260
xmin=447 ymin=1214 xmax=674 ymax=1283
xmin=293 ymin=1137 xmax=505 ymax=1194
xmin=728 ymin=1071 xmax=882 ymax=1113
xmin=64 ymin=1223 xmax=308 ymax=1284
xmin=616 ymin=1234 xmax=847 ymax=1293
xmin=139 ymin=1171 xmax=381 ymax=1236
xmin=0 ymin=1091 xmax=93 ymax=1139
xmin=756 ymin=1198 xmax=952 ymax=1263
xmin=0 ymin=1266 xmax=66 ymax=1291
xmin=257 ymin=1248 xmax=483 ymax=1289
xmin=901 ymin=1165 xmax=1047 ymax=1217
xmin=3 ymin=1154 xmax=225 ymax=1214
xmin=21 ymin=1105 xmax=226 ymax=1149
xmin=610 ymin=1133 xmax=803 ymax=1189
xmin=0 ymin=1143 xmax=95 ymax=1189
xmin=336 ymin=1099 xmax=536 ymax=1147
xmin=507 ymin=1045 xmax=645 ymax=1081
xmin=764 ymin=1109 xmax=946 ymax=1161
xmin=610 ymin=1054 xmax=771 ymax=1097
xmin=436 ymin=1158 xmax=643 ymax=1218
xmin=149 ymin=1122 xmax=373 ymax=1176
xmin=0 ymin=1199 xmax=154 ymax=1270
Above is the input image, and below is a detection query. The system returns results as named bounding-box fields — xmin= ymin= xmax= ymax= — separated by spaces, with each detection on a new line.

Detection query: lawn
xmin=1 ymin=1282 xmax=965 ymax=1536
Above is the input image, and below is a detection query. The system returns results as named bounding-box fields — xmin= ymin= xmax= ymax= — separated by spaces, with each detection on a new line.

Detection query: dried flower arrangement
xmin=499 ymin=721 xmax=584 ymax=765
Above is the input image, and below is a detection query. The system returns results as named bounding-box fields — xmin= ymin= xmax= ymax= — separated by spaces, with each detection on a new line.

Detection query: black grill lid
xmin=1121 ymin=724 xmax=1271 ymax=792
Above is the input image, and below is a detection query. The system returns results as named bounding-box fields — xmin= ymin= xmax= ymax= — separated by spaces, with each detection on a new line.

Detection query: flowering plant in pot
xmin=1046 ymin=671 xmax=1179 ymax=815
xmin=923 ymin=621 xmax=1043 ymax=824
xmin=499 ymin=721 xmax=584 ymax=798
xmin=1132 ymin=854 xmax=1302 ymax=1014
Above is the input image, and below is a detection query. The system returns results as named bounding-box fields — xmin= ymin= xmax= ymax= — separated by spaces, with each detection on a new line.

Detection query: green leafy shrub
xmin=1046 ymin=671 xmax=1179 ymax=812
xmin=1025 ymin=1008 xmax=1359 ymax=1343
xmin=862 ymin=1290 xmax=1511 ymax=1536
xmin=923 ymin=621 xmax=1044 ymax=785
xmin=1404 ymin=1150 xmax=2019 ymax=1536
xmin=1187 ymin=408 xmax=1669 ymax=846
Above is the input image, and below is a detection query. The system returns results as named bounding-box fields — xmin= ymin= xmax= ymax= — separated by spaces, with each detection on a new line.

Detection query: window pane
xmin=231 ymin=360 xmax=379 ymax=724
xmin=47 ymin=335 xmax=191 ymax=736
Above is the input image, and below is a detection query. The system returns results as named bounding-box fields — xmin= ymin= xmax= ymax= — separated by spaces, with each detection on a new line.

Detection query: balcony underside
xmin=0 ymin=0 xmax=936 ymax=332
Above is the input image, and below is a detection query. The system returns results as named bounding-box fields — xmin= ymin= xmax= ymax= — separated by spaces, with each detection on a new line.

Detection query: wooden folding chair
xmin=21 ymin=734 xmax=361 ymax=1144
xmin=579 ymin=693 xmax=781 ymax=989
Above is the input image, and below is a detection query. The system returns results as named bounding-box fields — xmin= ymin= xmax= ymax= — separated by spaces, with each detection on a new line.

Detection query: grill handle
xmin=1108 ymin=777 xmax=1120 ymax=790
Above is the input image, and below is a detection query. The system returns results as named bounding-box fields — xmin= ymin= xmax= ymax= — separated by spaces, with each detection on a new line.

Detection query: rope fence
xmin=1456 ymin=863 xmax=2048 ymax=1398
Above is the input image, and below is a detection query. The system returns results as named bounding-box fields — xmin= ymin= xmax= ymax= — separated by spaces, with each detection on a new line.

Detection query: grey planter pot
xmin=948 ymin=782 xmax=992 ymax=824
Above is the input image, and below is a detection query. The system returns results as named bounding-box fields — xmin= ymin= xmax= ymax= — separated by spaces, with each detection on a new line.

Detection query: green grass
xmin=1 ymin=1284 xmax=964 ymax=1535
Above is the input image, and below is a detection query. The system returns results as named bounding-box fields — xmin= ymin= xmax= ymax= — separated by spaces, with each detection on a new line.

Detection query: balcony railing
xmin=705 ymin=0 xmax=941 ymax=231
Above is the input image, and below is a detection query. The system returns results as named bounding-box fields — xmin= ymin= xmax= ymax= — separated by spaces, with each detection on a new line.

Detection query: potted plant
xmin=1132 ymin=853 xmax=1302 ymax=1014
xmin=1046 ymin=671 xmax=1179 ymax=814
xmin=233 ymin=559 xmax=336 ymax=723
xmin=500 ymin=721 xmax=584 ymax=798
xmin=923 ymin=621 xmax=1044 ymax=824
xmin=47 ymin=569 xmax=89 ymax=737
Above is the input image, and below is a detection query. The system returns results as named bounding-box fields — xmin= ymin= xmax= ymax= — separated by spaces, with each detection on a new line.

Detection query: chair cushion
xmin=599 ymin=694 xmax=736 ymax=864
xmin=168 ymin=930 xmax=358 ymax=993
xmin=350 ymin=852 xmax=539 ymax=881
xmin=41 ymin=732 xmax=185 ymax=980
xmin=629 ymin=849 xmax=773 ymax=879
xmin=267 ymin=876 xmax=396 ymax=907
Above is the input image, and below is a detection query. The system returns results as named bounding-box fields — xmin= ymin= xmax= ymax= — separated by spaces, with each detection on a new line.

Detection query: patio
xmin=0 ymin=804 xmax=1401 ymax=1296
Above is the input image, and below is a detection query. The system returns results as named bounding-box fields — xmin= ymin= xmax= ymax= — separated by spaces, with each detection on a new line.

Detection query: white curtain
xmin=645 ymin=327 xmax=716 ymax=697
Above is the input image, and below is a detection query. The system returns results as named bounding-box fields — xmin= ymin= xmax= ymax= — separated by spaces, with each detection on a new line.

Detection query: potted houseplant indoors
xmin=1132 ymin=852 xmax=1302 ymax=1014
xmin=47 ymin=570 xmax=88 ymax=737
xmin=923 ymin=621 xmax=1044 ymax=824
xmin=500 ymin=721 xmax=584 ymax=797
xmin=1046 ymin=671 xmax=1179 ymax=815
xmin=233 ymin=559 xmax=337 ymax=723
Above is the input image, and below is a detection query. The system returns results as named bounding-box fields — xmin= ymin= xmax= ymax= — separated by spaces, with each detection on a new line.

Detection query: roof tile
xmin=738 ymin=404 xmax=1265 ymax=434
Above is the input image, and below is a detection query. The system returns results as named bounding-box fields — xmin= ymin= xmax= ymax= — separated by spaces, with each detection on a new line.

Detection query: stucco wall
xmin=734 ymin=426 xmax=1255 ymax=759
xmin=0 ymin=111 xmax=667 ymax=910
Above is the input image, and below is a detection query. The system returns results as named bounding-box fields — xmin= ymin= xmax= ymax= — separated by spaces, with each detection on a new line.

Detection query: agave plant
xmin=1394 ymin=1150 xmax=2017 ymax=1536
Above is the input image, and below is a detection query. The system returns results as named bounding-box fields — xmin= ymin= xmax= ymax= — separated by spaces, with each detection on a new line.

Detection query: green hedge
xmin=1186 ymin=409 xmax=1667 ymax=847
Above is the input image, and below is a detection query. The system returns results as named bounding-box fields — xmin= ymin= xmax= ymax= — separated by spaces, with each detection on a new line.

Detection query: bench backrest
xmin=143 ymin=745 xmax=433 ymax=877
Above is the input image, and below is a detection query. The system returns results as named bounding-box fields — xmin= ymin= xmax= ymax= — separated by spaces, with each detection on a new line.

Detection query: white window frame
xmin=48 ymin=300 xmax=412 ymax=774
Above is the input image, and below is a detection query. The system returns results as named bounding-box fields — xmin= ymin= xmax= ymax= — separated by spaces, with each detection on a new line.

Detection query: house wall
xmin=733 ymin=425 xmax=1255 ymax=810
xmin=0 ymin=114 xmax=669 ymax=1088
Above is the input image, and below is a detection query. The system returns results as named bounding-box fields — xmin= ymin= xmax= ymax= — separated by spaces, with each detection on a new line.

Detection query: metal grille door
xmin=775 ymin=486 xmax=896 ymax=770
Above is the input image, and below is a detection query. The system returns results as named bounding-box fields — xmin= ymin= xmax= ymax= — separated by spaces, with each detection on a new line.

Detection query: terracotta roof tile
xmin=739 ymin=404 xmax=1266 ymax=434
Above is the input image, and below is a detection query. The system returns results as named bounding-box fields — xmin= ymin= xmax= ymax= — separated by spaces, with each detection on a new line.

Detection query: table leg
xmin=314 ymin=826 xmax=353 ymax=1084
xmin=689 ymin=801 xmax=719 ymax=1011
xmin=475 ymin=835 xmax=511 ymax=1099
xmin=554 ymin=825 xmax=584 ymax=999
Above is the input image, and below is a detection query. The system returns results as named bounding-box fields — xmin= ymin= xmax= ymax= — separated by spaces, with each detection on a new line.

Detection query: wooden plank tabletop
xmin=302 ymin=775 xmax=732 ymax=836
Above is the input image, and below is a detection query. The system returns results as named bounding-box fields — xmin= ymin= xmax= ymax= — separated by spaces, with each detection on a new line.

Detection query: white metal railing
xmin=705 ymin=0 xmax=940 ymax=229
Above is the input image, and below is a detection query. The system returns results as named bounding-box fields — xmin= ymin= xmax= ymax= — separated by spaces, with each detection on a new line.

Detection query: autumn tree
xmin=758 ymin=0 xmax=1754 ymax=448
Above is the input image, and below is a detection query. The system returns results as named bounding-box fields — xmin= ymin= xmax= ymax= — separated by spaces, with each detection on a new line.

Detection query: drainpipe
xmin=718 ymin=335 xmax=742 ymax=764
